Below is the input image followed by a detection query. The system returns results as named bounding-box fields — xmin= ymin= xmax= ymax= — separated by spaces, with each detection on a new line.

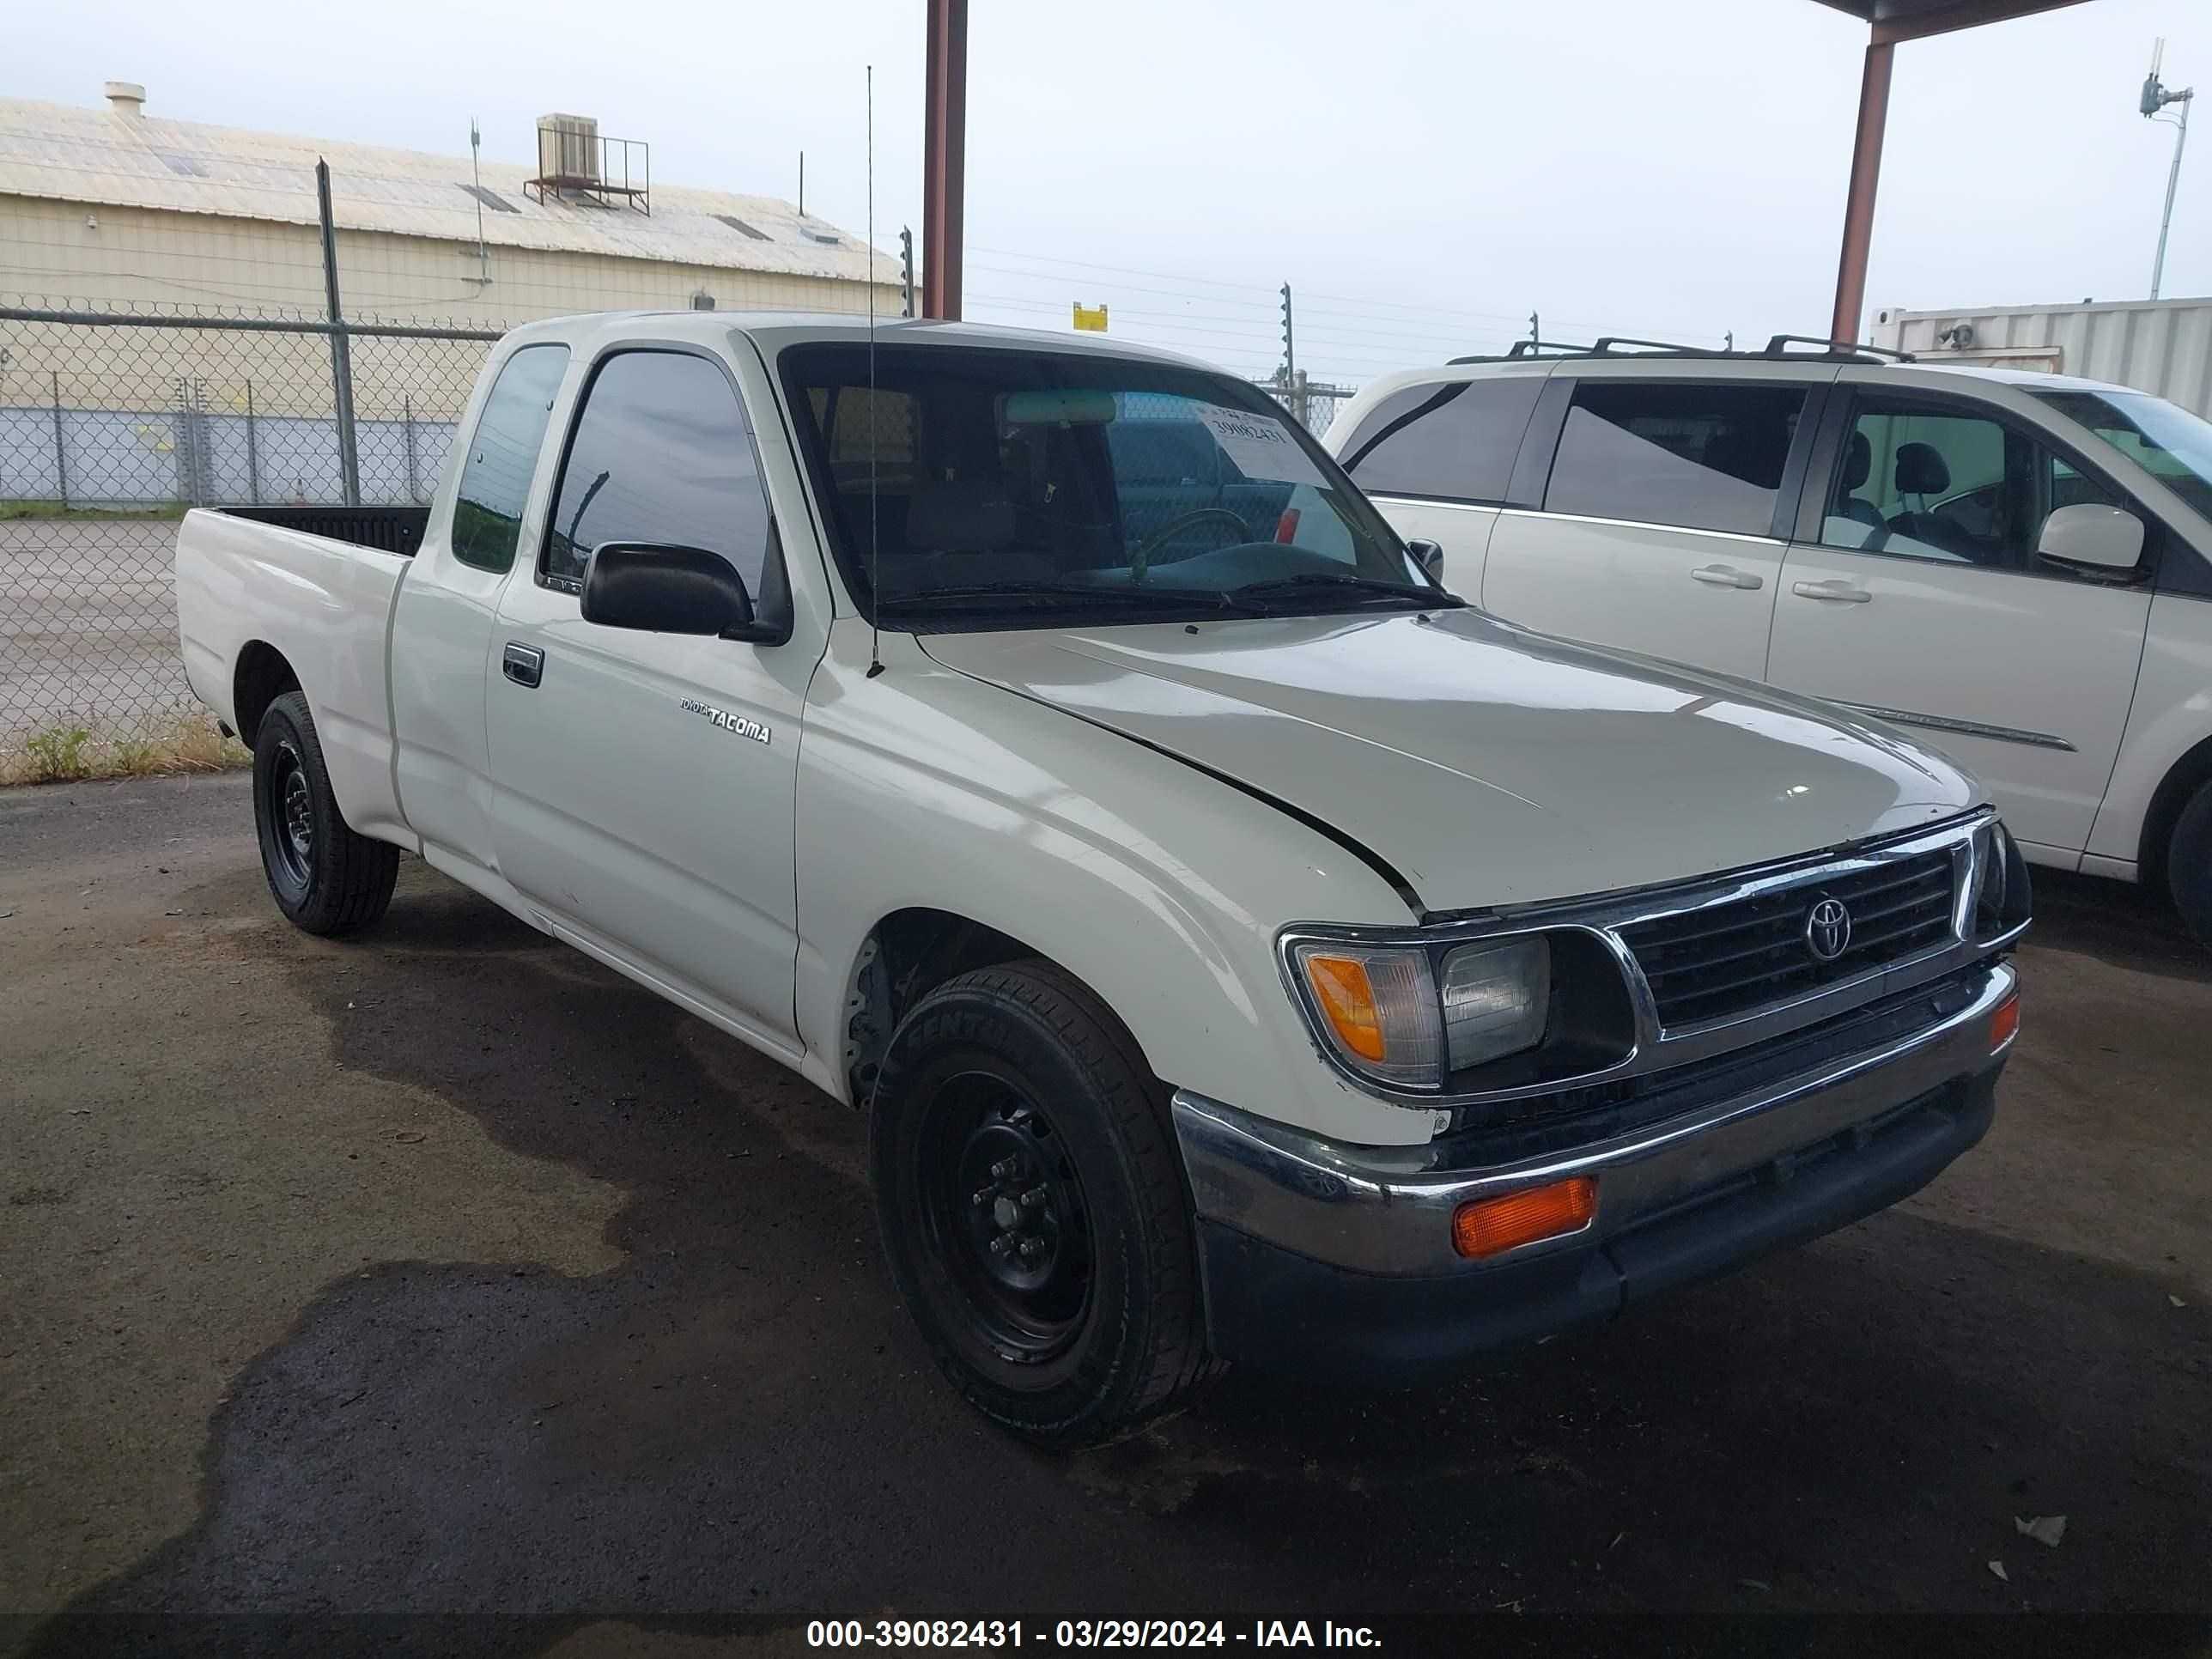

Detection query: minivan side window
xmin=543 ymin=350 xmax=777 ymax=602
xmin=1337 ymin=378 xmax=1544 ymax=502
xmin=1820 ymin=396 xmax=2124 ymax=574
xmin=450 ymin=343 xmax=568 ymax=573
xmin=1543 ymin=380 xmax=1806 ymax=538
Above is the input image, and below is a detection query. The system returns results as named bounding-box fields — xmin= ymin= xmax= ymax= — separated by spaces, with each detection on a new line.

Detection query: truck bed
xmin=175 ymin=505 xmax=416 ymax=846
xmin=216 ymin=504 xmax=429 ymax=558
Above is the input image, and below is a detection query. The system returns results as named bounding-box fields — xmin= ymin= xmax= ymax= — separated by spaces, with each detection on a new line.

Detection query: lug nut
xmin=990 ymin=1157 xmax=1018 ymax=1180
xmin=989 ymin=1234 xmax=1014 ymax=1256
xmin=1018 ymin=1237 xmax=1047 ymax=1262
xmin=1020 ymin=1185 xmax=1047 ymax=1208
xmin=970 ymin=1186 xmax=994 ymax=1208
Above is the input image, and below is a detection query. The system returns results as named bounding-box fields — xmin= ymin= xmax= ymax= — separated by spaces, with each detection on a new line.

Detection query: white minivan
xmin=1327 ymin=341 xmax=2212 ymax=940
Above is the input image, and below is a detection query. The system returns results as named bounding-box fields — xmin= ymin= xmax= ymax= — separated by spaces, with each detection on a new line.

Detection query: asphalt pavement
xmin=2 ymin=774 xmax=2206 ymax=1654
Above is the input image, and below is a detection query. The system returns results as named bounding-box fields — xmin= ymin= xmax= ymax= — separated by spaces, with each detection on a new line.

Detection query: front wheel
xmin=870 ymin=960 xmax=1216 ymax=1445
xmin=252 ymin=690 xmax=398 ymax=937
xmin=2169 ymin=780 xmax=2212 ymax=945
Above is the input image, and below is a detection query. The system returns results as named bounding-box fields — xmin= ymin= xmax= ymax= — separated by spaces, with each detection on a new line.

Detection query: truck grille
xmin=1620 ymin=849 xmax=1957 ymax=1030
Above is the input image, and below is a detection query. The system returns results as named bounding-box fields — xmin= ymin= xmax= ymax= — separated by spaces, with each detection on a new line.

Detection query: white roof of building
xmin=0 ymin=95 xmax=890 ymax=285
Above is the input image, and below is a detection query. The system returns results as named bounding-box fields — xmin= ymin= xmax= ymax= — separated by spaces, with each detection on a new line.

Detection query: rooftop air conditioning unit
xmin=539 ymin=113 xmax=601 ymax=183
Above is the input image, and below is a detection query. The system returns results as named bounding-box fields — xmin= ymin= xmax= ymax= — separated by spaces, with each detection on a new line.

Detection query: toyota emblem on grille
xmin=1805 ymin=897 xmax=1852 ymax=962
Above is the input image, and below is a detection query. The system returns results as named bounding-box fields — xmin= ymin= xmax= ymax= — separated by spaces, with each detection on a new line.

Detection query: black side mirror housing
xmin=1407 ymin=538 xmax=1446 ymax=586
xmin=580 ymin=542 xmax=783 ymax=642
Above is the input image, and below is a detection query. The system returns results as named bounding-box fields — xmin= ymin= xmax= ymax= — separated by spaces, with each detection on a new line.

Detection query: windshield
xmin=2028 ymin=386 xmax=2212 ymax=521
xmin=778 ymin=342 xmax=1436 ymax=624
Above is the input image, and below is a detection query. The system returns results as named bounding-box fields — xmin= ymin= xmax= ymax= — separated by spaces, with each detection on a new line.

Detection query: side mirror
xmin=2037 ymin=503 xmax=2144 ymax=574
xmin=581 ymin=542 xmax=781 ymax=642
xmin=1407 ymin=538 xmax=1446 ymax=586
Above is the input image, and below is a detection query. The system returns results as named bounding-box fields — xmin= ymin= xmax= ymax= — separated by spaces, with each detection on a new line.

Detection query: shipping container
xmin=1870 ymin=297 xmax=2212 ymax=421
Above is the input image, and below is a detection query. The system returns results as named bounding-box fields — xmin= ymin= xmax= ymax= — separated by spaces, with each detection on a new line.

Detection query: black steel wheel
xmin=871 ymin=959 xmax=1216 ymax=1445
xmin=251 ymin=690 xmax=399 ymax=937
xmin=916 ymin=1071 xmax=1094 ymax=1366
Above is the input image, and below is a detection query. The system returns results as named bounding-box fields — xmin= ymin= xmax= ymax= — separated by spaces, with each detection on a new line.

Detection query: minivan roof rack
xmin=1447 ymin=334 xmax=1915 ymax=367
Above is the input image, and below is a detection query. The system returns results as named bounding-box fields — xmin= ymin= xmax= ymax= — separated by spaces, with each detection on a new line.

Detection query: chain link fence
xmin=1 ymin=301 xmax=501 ymax=776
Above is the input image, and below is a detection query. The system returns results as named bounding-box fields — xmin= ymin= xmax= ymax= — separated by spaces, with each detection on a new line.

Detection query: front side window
xmin=1544 ymin=380 xmax=1805 ymax=537
xmin=2028 ymin=386 xmax=2212 ymax=522
xmin=1336 ymin=376 xmax=1545 ymax=502
xmin=1820 ymin=397 xmax=2122 ymax=572
xmin=543 ymin=350 xmax=775 ymax=598
xmin=450 ymin=343 xmax=568 ymax=573
xmin=777 ymin=343 xmax=1437 ymax=626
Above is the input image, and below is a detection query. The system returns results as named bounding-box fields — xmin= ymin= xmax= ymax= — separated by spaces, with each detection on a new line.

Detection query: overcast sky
xmin=14 ymin=0 xmax=2209 ymax=385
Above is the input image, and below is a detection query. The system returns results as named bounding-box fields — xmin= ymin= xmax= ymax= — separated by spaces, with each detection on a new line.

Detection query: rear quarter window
xmin=1337 ymin=377 xmax=1544 ymax=502
xmin=450 ymin=343 xmax=569 ymax=573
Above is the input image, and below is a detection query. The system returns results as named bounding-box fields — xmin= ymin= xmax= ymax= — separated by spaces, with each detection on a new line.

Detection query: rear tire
xmin=252 ymin=690 xmax=398 ymax=937
xmin=2169 ymin=781 xmax=2212 ymax=945
xmin=870 ymin=959 xmax=1217 ymax=1446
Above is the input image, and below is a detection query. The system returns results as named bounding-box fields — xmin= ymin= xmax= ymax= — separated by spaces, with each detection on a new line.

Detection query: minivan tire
xmin=2169 ymin=781 xmax=2212 ymax=945
xmin=252 ymin=690 xmax=399 ymax=937
xmin=870 ymin=958 xmax=1217 ymax=1446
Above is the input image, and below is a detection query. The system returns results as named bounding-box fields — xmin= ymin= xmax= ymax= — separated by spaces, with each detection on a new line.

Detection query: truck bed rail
xmin=216 ymin=505 xmax=429 ymax=558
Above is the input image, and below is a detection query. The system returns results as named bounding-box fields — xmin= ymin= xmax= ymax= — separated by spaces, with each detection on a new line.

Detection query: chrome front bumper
xmin=1171 ymin=959 xmax=2015 ymax=1377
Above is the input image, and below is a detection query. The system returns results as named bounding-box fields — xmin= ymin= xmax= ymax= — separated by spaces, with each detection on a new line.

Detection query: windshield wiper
xmin=877 ymin=581 xmax=1261 ymax=614
xmin=1226 ymin=572 xmax=1464 ymax=608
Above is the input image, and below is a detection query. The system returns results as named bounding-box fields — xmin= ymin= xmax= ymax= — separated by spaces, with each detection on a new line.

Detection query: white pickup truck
xmin=177 ymin=311 xmax=2029 ymax=1443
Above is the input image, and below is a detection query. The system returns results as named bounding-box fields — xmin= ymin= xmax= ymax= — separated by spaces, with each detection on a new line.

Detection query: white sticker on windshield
xmin=1192 ymin=404 xmax=1330 ymax=488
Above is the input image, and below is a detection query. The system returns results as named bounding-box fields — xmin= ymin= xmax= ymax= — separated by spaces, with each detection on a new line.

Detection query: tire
xmin=870 ymin=958 xmax=1217 ymax=1446
xmin=2169 ymin=781 xmax=2212 ymax=945
xmin=251 ymin=690 xmax=398 ymax=937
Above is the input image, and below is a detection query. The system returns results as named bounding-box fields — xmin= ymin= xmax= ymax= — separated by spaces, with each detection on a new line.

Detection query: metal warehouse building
xmin=0 ymin=85 xmax=899 ymax=508
xmin=0 ymin=83 xmax=894 ymax=329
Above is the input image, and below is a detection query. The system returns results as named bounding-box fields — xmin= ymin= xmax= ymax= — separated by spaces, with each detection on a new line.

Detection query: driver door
xmin=1767 ymin=384 xmax=2153 ymax=860
xmin=486 ymin=344 xmax=809 ymax=1050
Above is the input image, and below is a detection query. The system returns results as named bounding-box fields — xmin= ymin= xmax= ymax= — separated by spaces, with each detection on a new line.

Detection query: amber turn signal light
xmin=1302 ymin=952 xmax=1388 ymax=1061
xmin=1452 ymin=1176 xmax=1598 ymax=1260
xmin=1990 ymin=993 xmax=2021 ymax=1052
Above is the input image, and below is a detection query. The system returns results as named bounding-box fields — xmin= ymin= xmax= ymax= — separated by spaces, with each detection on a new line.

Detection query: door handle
xmin=1691 ymin=563 xmax=1763 ymax=590
xmin=501 ymin=642 xmax=544 ymax=688
xmin=1792 ymin=579 xmax=1872 ymax=604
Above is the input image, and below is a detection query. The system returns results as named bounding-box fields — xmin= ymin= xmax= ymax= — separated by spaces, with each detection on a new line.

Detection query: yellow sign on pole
xmin=1073 ymin=302 xmax=1109 ymax=333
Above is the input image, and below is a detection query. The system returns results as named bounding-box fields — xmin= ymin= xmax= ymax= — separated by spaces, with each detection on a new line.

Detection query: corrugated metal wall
xmin=1871 ymin=299 xmax=2212 ymax=419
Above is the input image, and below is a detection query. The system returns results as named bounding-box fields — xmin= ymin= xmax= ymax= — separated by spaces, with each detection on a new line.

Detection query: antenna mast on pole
xmin=469 ymin=118 xmax=489 ymax=287
xmin=2142 ymin=39 xmax=2195 ymax=301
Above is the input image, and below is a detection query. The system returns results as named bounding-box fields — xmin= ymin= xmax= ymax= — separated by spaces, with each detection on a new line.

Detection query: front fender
xmin=793 ymin=625 xmax=1438 ymax=1147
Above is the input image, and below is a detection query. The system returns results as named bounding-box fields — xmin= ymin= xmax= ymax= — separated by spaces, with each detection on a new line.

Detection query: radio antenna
xmin=865 ymin=63 xmax=885 ymax=679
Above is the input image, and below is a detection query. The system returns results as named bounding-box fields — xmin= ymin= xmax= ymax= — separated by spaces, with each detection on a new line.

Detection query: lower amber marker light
xmin=1452 ymin=1176 xmax=1598 ymax=1260
xmin=1990 ymin=993 xmax=2021 ymax=1052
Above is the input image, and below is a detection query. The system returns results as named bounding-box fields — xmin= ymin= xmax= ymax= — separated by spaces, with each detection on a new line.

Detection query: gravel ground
xmin=1 ymin=774 xmax=2207 ymax=1653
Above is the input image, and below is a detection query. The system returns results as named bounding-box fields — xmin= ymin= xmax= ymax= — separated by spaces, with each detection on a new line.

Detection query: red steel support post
xmin=922 ymin=0 xmax=969 ymax=321
xmin=1829 ymin=37 xmax=1894 ymax=348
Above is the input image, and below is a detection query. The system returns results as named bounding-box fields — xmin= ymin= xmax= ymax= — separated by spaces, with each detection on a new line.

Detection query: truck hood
xmin=921 ymin=608 xmax=1977 ymax=915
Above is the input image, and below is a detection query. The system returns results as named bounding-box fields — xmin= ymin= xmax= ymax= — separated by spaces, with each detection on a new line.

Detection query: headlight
xmin=1441 ymin=937 xmax=1551 ymax=1069
xmin=1973 ymin=817 xmax=2030 ymax=939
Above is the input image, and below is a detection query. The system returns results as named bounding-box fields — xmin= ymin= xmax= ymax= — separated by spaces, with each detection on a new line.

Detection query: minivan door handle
xmin=1691 ymin=563 xmax=1764 ymax=590
xmin=1791 ymin=579 xmax=1873 ymax=604
xmin=501 ymin=642 xmax=544 ymax=687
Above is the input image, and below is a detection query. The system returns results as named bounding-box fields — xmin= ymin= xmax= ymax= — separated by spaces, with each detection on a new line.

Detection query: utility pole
xmin=1528 ymin=311 xmax=1540 ymax=347
xmin=1279 ymin=283 xmax=1296 ymax=383
xmin=899 ymin=227 xmax=915 ymax=319
xmin=2142 ymin=40 xmax=2194 ymax=301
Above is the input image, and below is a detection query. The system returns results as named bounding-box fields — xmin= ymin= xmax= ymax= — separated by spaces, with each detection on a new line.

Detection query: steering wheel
xmin=1129 ymin=508 xmax=1254 ymax=585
